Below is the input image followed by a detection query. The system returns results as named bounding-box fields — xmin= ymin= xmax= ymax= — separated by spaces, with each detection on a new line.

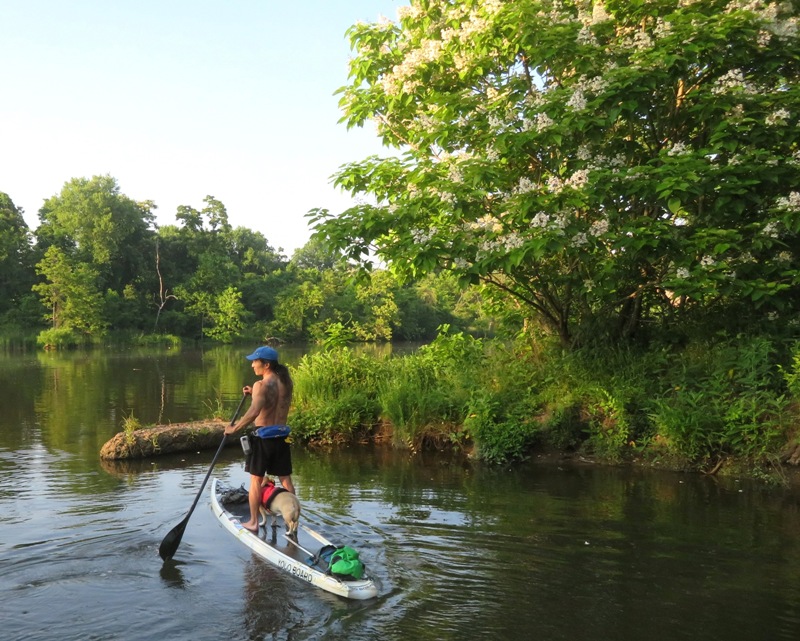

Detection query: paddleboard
xmin=210 ymin=478 xmax=378 ymax=600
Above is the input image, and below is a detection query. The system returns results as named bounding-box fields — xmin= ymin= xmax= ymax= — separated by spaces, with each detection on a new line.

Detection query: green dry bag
xmin=329 ymin=546 xmax=365 ymax=581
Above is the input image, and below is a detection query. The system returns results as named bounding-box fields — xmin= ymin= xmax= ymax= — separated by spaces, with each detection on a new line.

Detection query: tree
xmin=32 ymin=245 xmax=106 ymax=336
xmin=36 ymin=176 xmax=156 ymax=335
xmin=352 ymin=269 xmax=400 ymax=341
xmin=312 ymin=0 xmax=800 ymax=346
xmin=152 ymin=238 xmax=178 ymax=331
xmin=205 ymin=286 xmax=247 ymax=342
xmin=0 ymin=192 xmax=34 ymax=318
xmin=35 ymin=175 xmax=157 ymax=326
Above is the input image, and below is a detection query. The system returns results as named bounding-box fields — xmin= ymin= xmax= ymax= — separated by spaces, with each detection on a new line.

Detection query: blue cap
xmin=245 ymin=346 xmax=279 ymax=362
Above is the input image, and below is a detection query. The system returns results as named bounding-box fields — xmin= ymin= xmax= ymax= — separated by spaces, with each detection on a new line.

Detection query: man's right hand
xmin=242 ymin=385 xmax=253 ymax=396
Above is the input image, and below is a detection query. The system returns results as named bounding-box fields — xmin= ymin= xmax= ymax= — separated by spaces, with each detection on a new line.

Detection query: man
xmin=225 ymin=345 xmax=294 ymax=534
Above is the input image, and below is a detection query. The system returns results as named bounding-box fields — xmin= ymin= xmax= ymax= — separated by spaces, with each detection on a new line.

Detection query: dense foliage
xmin=0 ymin=179 xmax=492 ymax=348
xmin=291 ymin=332 xmax=798 ymax=474
xmin=312 ymin=0 xmax=800 ymax=346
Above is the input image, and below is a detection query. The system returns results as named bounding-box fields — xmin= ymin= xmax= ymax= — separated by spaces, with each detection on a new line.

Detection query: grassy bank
xmin=288 ymin=330 xmax=800 ymax=483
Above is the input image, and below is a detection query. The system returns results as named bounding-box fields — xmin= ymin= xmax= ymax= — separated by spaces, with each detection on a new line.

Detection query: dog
xmin=258 ymin=477 xmax=301 ymax=536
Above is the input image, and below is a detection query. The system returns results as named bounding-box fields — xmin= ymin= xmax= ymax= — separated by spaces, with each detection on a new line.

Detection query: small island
xmin=100 ymin=419 xmax=231 ymax=460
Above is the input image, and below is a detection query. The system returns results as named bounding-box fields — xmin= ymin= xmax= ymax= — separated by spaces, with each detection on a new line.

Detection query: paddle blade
xmin=159 ymin=519 xmax=187 ymax=561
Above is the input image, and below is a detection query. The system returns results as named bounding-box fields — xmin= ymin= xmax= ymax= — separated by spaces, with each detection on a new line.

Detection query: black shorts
xmin=245 ymin=435 xmax=292 ymax=477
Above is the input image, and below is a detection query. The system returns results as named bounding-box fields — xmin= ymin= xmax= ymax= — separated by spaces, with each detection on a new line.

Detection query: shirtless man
xmin=225 ymin=346 xmax=294 ymax=533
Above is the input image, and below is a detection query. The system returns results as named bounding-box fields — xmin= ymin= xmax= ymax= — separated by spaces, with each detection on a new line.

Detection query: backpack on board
xmin=316 ymin=544 xmax=366 ymax=581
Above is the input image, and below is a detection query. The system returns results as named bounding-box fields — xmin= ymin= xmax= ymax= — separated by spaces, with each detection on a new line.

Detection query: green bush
xmin=290 ymin=347 xmax=388 ymax=441
xmin=36 ymin=327 xmax=80 ymax=349
xmin=464 ymin=390 xmax=539 ymax=463
xmin=378 ymin=350 xmax=464 ymax=446
xmin=649 ymin=338 xmax=789 ymax=464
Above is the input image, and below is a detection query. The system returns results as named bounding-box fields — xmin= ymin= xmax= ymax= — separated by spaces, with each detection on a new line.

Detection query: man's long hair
xmin=263 ymin=359 xmax=292 ymax=390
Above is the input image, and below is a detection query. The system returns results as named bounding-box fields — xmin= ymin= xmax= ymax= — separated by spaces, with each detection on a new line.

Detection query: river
xmin=1 ymin=346 xmax=799 ymax=640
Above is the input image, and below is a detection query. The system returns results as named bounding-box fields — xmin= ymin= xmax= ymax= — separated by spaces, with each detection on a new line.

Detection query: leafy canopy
xmin=311 ymin=0 xmax=800 ymax=345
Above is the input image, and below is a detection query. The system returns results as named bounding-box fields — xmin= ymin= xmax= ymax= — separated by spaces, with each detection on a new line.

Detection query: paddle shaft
xmin=159 ymin=393 xmax=247 ymax=560
xmin=283 ymin=533 xmax=316 ymax=558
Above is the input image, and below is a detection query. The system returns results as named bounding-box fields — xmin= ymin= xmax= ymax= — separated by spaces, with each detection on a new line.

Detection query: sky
xmin=0 ymin=0 xmax=402 ymax=256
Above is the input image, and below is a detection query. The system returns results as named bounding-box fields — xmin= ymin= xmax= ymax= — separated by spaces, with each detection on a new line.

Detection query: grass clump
xmin=290 ymin=347 xmax=388 ymax=443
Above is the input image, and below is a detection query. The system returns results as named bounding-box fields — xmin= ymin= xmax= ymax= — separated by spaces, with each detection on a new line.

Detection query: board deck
xmin=210 ymin=478 xmax=378 ymax=600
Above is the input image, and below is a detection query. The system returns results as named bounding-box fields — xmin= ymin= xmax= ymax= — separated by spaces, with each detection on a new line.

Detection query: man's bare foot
xmin=241 ymin=521 xmax=259 ymax=534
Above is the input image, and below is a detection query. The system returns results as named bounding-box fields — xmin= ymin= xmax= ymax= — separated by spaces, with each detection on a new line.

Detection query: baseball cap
xmin=245 ymin=346 xmax=279 ymax=361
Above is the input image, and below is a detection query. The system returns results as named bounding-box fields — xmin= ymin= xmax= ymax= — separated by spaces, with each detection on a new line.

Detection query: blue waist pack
xmin=255 ymin=425 xmax=291 ymax=439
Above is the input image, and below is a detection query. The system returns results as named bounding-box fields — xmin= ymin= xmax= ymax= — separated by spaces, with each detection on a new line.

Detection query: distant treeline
xmin=0 ymin=176 xmax=494 ymax=348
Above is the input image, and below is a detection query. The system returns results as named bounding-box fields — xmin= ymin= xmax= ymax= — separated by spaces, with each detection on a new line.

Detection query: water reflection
xmin=1 ymin=348 xmax=799 ymax=641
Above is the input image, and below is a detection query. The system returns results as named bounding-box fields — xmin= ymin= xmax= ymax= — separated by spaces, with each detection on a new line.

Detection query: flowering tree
xmin=311 ymin=0 xmax=800 ymax=345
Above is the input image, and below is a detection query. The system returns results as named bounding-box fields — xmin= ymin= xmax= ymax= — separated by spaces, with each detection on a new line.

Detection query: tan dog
xmin=258 ymin=477 xmax=301 ymax=536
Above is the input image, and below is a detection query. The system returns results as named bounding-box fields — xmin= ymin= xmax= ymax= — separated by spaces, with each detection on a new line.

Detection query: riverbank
xmin=100 ymin=416 xmax=800 ymax=488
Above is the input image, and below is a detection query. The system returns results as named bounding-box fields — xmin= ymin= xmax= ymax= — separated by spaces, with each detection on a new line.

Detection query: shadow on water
xmin=159 ymin=559 xmax=187 ymax=589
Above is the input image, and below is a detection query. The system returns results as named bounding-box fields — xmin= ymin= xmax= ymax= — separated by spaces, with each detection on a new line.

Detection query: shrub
xmin=290 ymin=347 xmax=388 ymax=442
xmin=36 ymin=327 xmax=79 ymax=349
xmin=649 ymin=338 xmax=789 ymax=464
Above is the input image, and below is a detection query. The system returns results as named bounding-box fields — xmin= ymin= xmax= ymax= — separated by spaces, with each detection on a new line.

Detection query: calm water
xmin=1 ymin=346 xmax=799 ymax=640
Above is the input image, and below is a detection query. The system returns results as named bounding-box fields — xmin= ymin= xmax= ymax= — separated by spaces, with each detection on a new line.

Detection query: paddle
xmin=158 ymin=393 xmax=247 ymax=561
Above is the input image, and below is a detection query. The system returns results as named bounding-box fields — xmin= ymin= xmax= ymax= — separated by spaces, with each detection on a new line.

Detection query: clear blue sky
xmin=0 ymin=0 xmax=401 ymax=255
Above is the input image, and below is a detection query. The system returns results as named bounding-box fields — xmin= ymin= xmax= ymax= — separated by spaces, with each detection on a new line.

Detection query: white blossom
xmin=676 ymin=267 xmax=690 ymax=279
xmin=728 ymin=104 xmax=745 ymax=121
xmin=396 ymin=5 xmax=422 ymax=21
xmin=765 ymin=108 xmax=790 ymax=125
xmin=551 ymin=212 xmax=569 ymax=230
xmin=411 ymin=227 xmax=434 ymax=243
xmin=776 ymin=192 xmax=800 ymax=212
xmin=488 ymin=114 xmax=504 ymax=130
xmin=503 ymin=232 xmax=525 ymax=250
xmin=567 ymin=89 xmax=587 ymax=111
xmin=572 ymin=232 xmax=589 ymax=246
xmin=516 ymin=176 xmax=537 ymax=194
xmin=592 ymin=2 xmax=611 ymax=24
xmin=654 ymin=18 xmax=673 ymax=39
xmin=632 ymin=31 xmax=654 ymax=50
xmin=567 ymin=169 xmax=590 ymax=189
xmin=577 ymin=25 xmax=598 ymax=45
xmin=531 ymin=212 xmax=550 ymax=228
xmin=546 ymin=176 xmax=564 ymax=193
xmin=667 ymin=142 xmax=691 ymax=156
xmin=476 ymin=215 xmax=502 ymax=232
xmin=535 ymin=113 xmax=555 ymax=132
xmin=711 ymin=68 xmax=756 ymax=95
xmin=590 ymin=219 xmax=609 ymax=236
xmin=381 ymin=38 xmax=444 ymax=95
xmin=762 ymin=221 xmax=780 ymax=237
